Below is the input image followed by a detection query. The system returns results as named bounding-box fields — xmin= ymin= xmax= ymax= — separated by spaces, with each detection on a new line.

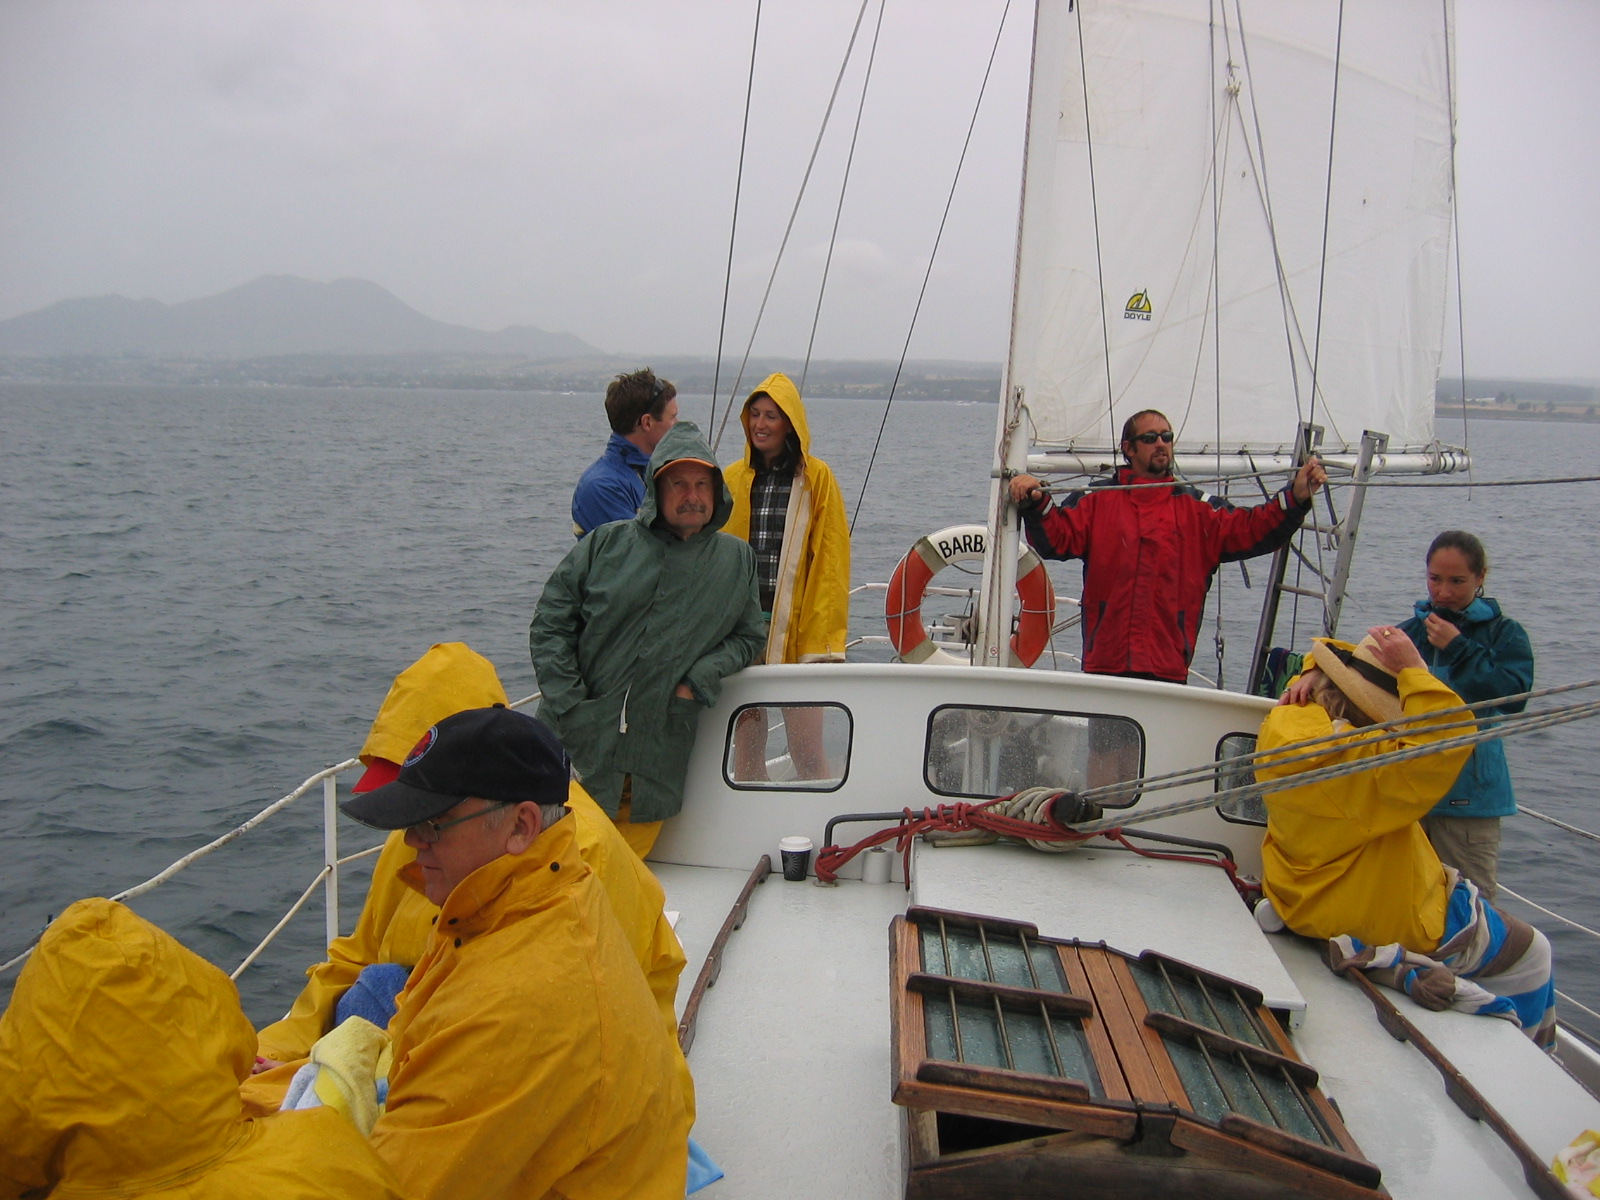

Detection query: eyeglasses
xmin=409 ymin=801 xmax=513 ymax=844
xmin=1131 ymin=430 xmax=1175 ymax=445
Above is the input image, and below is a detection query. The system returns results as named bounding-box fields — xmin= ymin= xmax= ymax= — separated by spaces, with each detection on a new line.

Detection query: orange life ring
xmin=885 ymin=524 xmax=1055 ymax=667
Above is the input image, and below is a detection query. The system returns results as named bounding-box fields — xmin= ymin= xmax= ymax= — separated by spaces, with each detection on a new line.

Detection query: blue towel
xmin=334 ymin=962 xmax=411 ymax=1030
xmin=687 ymin=1136 xmax=723 ymax=1194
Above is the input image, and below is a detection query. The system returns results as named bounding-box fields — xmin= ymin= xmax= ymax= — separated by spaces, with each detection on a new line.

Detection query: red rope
xmin=813 ymin=792 xmax=1245 ymax=897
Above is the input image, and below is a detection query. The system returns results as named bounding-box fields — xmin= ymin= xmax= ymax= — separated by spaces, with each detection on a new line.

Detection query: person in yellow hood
xmin=0 ymin=898 xmax=404 ymax=1200
xmin=247 ymin=641 xmax=690 ymax=1126
xmin=1258 ymin=628 xmax=1555 ymax=1046
xmin=724 ymin=372 xmax=850 ymax=779
xmin=343 ymin=705 xmax=690 ymax=1199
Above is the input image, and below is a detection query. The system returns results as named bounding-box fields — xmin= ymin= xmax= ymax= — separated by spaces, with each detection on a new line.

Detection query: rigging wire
xmin=712 ymin=0 xmax=874 ymax=454
xmin=1305 ymin=0 xmax=1346 ymax=435
xmin=1227 ymin=2 xmax=1313 ymax=435
xmin=1070 ymin=691 xmax=1600 ymax=837
xmin=800 ymin=0 xmax=888 ymax=397
xmin=1500 ymin=887 xmax=1600 ymax=944
xmin=1520 ymin=806 xmax=1600 ymax=847
xmin=708 ymin=0 xmax=764 ymax=436
xmin=1358 ymin=473 xmax=1600 ymax=489
xmin=1070 ymin=0 xmax=1119 ymax=443
xmin=851 ymin=0 xmax=1015 ymax=533
xmin=1207 ymin=0 xmax=1228 ymax=688
xmin=1440 ymin=0 xmax=1475 ymax=482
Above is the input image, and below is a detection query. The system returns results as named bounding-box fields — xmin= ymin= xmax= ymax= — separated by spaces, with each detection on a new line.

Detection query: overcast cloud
xmin=1 ymin=0 xmax=1595 ymax=378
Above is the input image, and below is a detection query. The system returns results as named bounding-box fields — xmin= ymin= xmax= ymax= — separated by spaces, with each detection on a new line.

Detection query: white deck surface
xmin=656 ymin=864 xmax=908 ymax=1200
xmin=910 ymin=839 xmax=1307 ymax=1015
xmin=1277 ymin=933 xmax=1600 ymax=1200
xmin=655 ymin=854 xmax=1600 ymax=1200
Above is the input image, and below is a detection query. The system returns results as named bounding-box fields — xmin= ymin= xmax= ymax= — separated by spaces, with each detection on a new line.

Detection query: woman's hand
xmin=1365 ymin=625 xmax=1425 ymax=673
xmin=1423 ymin=611 xmax=1460 ymax=650
xmin=1280 ymin=668 xmax=1325 ymax=706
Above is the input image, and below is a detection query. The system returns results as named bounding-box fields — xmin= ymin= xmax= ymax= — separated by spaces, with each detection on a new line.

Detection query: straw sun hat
xmin=1306 ymin=634 xmax=1403 ymax=725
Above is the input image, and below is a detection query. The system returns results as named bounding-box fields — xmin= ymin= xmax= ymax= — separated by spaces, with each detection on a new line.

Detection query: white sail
xmin=1004 ymin=0 xmax=1457 ymax=457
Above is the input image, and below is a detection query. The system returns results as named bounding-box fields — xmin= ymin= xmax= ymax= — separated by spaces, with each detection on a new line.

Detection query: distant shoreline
xmin=1435 ymin=403 xmax=1600 ymax=424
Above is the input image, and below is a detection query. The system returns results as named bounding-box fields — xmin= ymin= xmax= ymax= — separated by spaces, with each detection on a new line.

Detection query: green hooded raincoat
xmin=530 ymin=421 xmax=766 ymax=822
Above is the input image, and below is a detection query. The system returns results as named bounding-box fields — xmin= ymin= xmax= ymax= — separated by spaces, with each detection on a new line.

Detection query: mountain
xmin=0 ymin=276 xmax=600 ymax=360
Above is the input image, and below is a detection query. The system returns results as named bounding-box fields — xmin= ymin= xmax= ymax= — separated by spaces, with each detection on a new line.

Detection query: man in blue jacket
xmin=570 ymin=368 xmax=679 ymax=537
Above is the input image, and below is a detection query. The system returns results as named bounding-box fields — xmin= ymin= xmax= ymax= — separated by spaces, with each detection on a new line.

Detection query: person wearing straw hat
xmin=1258 ymin=626 xmax=1556 ymax=1047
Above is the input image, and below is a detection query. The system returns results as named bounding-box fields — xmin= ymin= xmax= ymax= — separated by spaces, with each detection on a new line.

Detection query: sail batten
xmin=1003 ymin=0 xmax=1458 ymax=459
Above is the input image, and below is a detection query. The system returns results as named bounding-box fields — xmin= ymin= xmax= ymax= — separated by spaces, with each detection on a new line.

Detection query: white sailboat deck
xmin=661 ymin=848 xmax=1600 ymax=1200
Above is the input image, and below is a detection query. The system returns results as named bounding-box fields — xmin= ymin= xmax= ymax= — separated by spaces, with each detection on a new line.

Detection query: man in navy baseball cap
xmin=335 ymin=703 xmax=693 ymax=1195
xmin=340 ymin=705 xmax=571 ymax=906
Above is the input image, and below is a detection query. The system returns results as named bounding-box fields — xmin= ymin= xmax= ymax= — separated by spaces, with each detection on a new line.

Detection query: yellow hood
xmin=0 ymin=898 xmax=258 ymax=1192
xmin=740 ymin=372 xmax=812 ymax=464
xmin=359 ymin=642 xmax=508 ymax=768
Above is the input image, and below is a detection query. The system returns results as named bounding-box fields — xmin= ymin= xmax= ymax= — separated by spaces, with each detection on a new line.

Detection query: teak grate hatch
xmin=890 ymin=906 xmax=1381 ymax=1200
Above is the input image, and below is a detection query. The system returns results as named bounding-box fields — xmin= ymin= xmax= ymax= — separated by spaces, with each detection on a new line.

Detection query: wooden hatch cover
xmin=890 ymin=905 xmax=1381 ymax=1200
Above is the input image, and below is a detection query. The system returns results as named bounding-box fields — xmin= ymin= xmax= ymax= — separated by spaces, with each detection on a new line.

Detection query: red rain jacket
xmin=1021 ymin=467 xmax=1309 ymax=682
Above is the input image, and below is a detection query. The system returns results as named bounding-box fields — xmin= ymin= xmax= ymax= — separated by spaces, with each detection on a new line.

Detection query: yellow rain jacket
xmin=0 ymin=898 xmax=403 ymax=1200
xmin=1257 ymin=667 xmax=1473 ymax=949
xmin=250 ymin=784 xmax=691 ymax=1119
xmin=372 ymin=815 xmax=690 ymax=1200
xmin=724 ymin=372 xmax=851 ymax=662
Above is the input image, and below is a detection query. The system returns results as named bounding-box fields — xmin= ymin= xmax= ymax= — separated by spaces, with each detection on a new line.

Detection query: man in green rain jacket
xmin=530 ymin=421 xmax=766 ymax=855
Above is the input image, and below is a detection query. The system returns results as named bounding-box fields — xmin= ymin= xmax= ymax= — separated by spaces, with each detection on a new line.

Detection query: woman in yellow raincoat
xmin=0 ymin=898 xmax=403 ymax=1199
xmin=724 ymin=372 xmax=850 ymax=780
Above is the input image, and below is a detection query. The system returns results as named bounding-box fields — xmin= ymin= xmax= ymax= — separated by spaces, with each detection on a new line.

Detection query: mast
xmin=975 ymin=0 xmax=1049 ymax=668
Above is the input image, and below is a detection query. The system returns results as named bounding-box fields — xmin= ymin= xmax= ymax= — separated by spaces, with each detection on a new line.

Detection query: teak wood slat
xmin=1076 ymin=944 xmax=1175 ymax=1104
xmin=1055 ymin=943 xmax=1133 ymax=1104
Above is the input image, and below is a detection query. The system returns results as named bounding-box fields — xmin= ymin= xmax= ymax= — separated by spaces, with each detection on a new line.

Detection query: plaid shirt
xmin=748 ymin=454 xmax=795 ymax=613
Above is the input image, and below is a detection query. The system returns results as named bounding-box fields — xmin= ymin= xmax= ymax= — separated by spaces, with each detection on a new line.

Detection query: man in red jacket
xmin=1009 ymin=409 xmax=1326 ymax=684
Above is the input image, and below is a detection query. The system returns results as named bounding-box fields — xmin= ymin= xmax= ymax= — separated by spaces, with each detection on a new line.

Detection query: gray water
xmin=2 ymin=383 xmax=1595 ymax=1038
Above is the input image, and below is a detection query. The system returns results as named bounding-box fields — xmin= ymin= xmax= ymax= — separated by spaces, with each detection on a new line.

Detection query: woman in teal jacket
xmin=1398 ymin=530 xmax=1534 ymax=902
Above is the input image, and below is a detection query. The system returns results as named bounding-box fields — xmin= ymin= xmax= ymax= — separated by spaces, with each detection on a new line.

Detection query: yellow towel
xmin=308 ymin=1016 xmax=393 ymax=1136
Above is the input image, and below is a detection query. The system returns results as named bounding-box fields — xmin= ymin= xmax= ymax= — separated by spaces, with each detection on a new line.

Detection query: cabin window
xmin=723 ymin=703 xmax=850 ymax=791
xmin=1214 ymin=733 xmax=1265 ymax=825
xmin=923 ymin=705 xmax=1142 ymax=806
xmin=891 ymin=906 xmax=1378 ymax=1193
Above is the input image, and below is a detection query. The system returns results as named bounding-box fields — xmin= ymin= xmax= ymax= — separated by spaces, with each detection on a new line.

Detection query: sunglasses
xmin=1131 ymin=430 xmax=1175 ymax=445
xmin=409 ymin=800 xmax=513 ymax=844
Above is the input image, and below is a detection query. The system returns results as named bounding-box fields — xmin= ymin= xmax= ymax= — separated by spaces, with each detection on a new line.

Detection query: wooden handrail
xmin=677 ymin=855 xmax=771 ymax=1055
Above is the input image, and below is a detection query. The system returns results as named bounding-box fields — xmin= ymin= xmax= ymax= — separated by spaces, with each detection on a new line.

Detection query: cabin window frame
xmin=720 ymin=701 xmax=853 ymax=793
xmin=922 ymin=702 xmax=1144 ymax=807
xmin=1214 ymin=732 xmax=1265 ymax=826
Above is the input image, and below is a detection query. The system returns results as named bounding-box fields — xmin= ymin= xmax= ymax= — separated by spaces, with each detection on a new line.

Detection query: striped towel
xmin=1329 ymin=875 xmax=1556 ymax=1049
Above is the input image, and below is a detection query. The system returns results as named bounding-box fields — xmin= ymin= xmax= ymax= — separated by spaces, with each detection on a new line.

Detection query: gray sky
xmin=1 ymin=0 xmax=1595 ymax=378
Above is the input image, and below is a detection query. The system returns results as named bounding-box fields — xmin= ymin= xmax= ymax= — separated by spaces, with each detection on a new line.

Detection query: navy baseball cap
xmin=339 ymin=705 xmax=570 ymax=830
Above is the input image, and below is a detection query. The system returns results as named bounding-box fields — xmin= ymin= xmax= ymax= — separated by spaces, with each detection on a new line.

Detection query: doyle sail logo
xmin=403 ymin=726 xmax=438 ymax=767
xmin=1124 ymin=290 xmax=1153 ymax=321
